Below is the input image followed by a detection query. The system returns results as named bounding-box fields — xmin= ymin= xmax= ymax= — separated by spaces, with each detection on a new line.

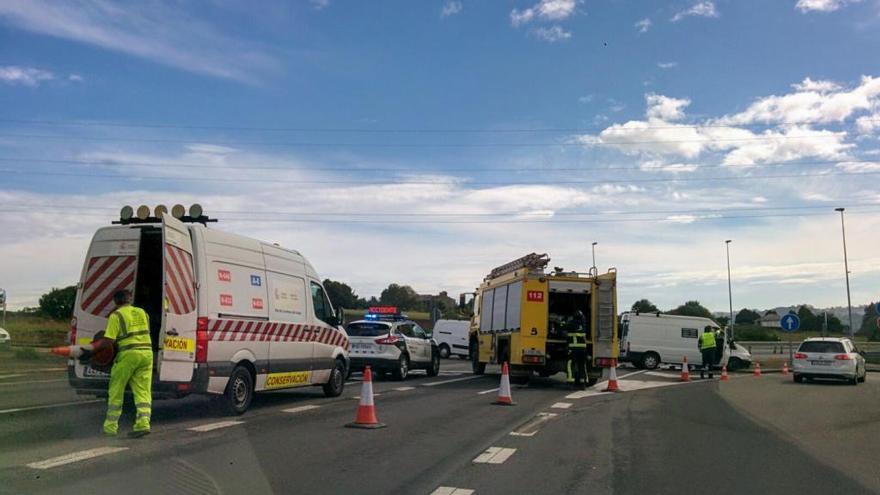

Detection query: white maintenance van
xmin=432 ymin=319 xmax=470 ymax=359
xmin=619 ymin=312 xmax=730 ymax=370
xmin=67 ymin=204 xmax=349 ymax=414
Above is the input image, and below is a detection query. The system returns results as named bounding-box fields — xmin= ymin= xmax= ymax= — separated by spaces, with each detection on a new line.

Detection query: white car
xmin=0 ymin=328 xmax=9 ymax=345
xmin=346 ymin=309 xmax=440 ymax=380
xmin=793 ymin=337 xmax=867 ymax=385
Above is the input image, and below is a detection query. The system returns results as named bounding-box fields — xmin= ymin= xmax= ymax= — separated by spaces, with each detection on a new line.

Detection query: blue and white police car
xmin=345 ymin=307 xmax=440 ymax=380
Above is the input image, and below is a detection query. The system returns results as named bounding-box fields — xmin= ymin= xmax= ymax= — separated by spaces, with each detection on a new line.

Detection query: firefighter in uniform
xmin=566 ymin=311 xmax=588 ymax=390
xmin=93 ymin=290 xmax=153 ymax=438
xmin=698 ymin=326 xmax=716 ymax=380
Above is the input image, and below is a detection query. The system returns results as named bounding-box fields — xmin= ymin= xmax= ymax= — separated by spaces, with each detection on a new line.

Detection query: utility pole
xmin=591 ymin=242 xmax=598 ymax=271
xmin=0 ymin=288 xmax=6 ymax=329
xmin=725 ymin=240 xmax=734 ymax=341
xmin=835 ymin=208 xmax=854 ymax=337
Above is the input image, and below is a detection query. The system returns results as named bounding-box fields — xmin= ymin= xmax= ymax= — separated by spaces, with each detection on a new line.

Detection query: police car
xmin=345 ymin=307 xmax=440 ymax=380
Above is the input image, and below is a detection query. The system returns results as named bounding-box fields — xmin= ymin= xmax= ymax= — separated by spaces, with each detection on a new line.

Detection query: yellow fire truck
xmin=469 ymin=253 xmax=618 ymax=384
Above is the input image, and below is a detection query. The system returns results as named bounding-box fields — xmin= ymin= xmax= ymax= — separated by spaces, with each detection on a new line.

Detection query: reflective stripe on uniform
xmin=568 ymin=332 xmax=587 ymax=349
xmin=119 ymin=343 xmax=153 ymax=352
xmin=118 ymin=330 xmax=150 ymax=342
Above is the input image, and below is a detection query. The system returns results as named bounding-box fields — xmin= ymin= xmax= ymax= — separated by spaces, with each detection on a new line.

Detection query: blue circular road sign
xmin=780 ymin=313 xmax=800 ymax=332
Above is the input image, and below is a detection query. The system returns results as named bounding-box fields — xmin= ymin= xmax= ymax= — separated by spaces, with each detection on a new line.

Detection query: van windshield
xmin=346 ymin=322 xmax=392 ymax=337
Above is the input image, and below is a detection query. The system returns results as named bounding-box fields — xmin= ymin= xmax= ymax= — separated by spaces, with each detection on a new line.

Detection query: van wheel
xmin=323 ymin=359 xmax=345 ymax=397
xmin=793 ymin=374 xmax=803 ymax=383
xmin=392 ymin=354 xmax=409 ymax=381
xmin=640 ymin=352 xmax=660 ymax=370
xmin=223 ymin=365 xmax=254 ymax=415
xmin=471 ymin=342 xmax=486 ymax=375
xmin=426 ymin=351 xmax=440 ymax=377
xmin=439 ymin=344 xmax=451 ymax=359
xmin=727 ymin=357 xmax=742 ymax=372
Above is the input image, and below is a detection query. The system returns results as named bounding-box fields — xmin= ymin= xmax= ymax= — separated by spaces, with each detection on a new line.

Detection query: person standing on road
xmin=92 ymin=289 xmax=153 ymax=438
xmin=698 ymin=326 xmax=716 ymax=379
xmin=566 ymin=310 xmax=588 ymax=389
xmin=714 ymin=328 xmax=725 ymax=365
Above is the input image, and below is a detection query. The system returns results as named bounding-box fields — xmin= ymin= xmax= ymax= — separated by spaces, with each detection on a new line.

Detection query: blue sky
xmin=0 ymin=0 xmax=879 ymax=316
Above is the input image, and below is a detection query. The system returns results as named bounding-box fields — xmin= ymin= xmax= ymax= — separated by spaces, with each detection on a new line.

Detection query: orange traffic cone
xmin=782 ymin=362 xmax=789 ymax=376
xmin=345 ymin=366 xmax=386 ymax=429
xmin=720 ymin=365 xmax=729 ymax=381
xmin=50 ymin=344 xmax=91 ymax=359
xmin=680 ymin=356 xmax=690 ymax=382
xmin=753 ymin=362 xmax=762 ymax=377
xmin=604 ymin=359 xmax=620 ymax=392
xmin=494 ymin=362 xmax=515 ymax=405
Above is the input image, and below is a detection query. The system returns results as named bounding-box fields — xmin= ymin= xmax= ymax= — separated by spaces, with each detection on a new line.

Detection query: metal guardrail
xmin=737 ymin=341 xmax=880 ymax=353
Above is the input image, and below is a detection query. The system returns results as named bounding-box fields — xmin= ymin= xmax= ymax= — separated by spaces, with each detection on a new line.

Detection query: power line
xmin=0 ymin=132 xmax=850 ymax=148
xmin=0 ymin=156 xmax=873 ymax=173
xmin=2 ymin=168 xmax=878 ymax=185
xmin=0 ymin=117 xmax=875 ymax=134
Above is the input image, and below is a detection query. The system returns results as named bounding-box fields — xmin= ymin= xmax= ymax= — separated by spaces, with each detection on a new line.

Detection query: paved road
xmin=0 ymin=360 xmax=877 ymax=494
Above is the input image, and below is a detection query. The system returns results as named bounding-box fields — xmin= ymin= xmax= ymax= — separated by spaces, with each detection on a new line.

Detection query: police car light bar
xmin=368 ymin=306 xmax=398 ymax=314
xmin=113 ymin=204 xmax=217 ymax=226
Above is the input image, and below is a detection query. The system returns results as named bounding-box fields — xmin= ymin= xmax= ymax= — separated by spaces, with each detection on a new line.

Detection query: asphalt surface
xmin=1 ymin=359 xmax=878 ymax=494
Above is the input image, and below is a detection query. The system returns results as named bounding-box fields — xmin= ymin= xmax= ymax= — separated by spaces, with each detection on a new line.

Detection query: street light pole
xmin=725 ymin=240 xmax=734 ymax=340
xmin=835 ymin=208 xmax=854 ymax=336
xmin=591 ymin=242 xmax=598 ymax=271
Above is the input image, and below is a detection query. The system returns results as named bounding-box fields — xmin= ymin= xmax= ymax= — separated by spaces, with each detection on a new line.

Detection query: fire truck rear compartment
xmin=132 ymin=227 xmax=163 ymax=351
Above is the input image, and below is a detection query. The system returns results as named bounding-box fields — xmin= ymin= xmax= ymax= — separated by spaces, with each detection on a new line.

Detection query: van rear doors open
xmin=158 ymin=215 xmax=197 ymax=382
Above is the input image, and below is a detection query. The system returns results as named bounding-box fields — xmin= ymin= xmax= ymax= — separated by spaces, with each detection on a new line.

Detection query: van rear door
xmin=158 ymin=215 xmax=197 ymax=382
xmin=591 ymin=271 xmax=618 ymax=365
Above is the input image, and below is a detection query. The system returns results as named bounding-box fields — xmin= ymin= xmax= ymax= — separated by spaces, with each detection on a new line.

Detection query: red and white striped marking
xmin=80 ymin=256 xmax=137 ymax=317
xmin=164 ymin=244 xmax=196 ymax=315
xmin=206 ymin=319 xmax=349 ymax=350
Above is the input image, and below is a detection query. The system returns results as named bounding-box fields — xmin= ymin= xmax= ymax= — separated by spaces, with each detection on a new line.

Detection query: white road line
xmin=187 ymin=420 xmax=245 ymax=432
xmin=353 ymin=393 xmax=381 ymax=399
xmin=619 ymin=369 xmax=649 ymax=378
xmin=0 ymin=374 xmax=24 ymax=379
xmin=431 ymin=487 xmax=475 ymax=495
xmin=0 ymin=399 xmax=103 ymax=415
xmin=423 ymin=375 xmax=483 ymax=387
xmin=473 ymin=447 xmax=517 ymax=464
xmin=282 ymin=405 xmax=321 ymax=414
xmin=392 ymin=386 xmax=415 ymax=391
xmin=27 ymin=447 xmax=128 ymax=470
xmin=0 ymin=378 xmax=68 ymax=387
xmin=644 ymin=371 xmax=679 ymax=379
xmin=566 ymin=385 xmax=609 ymax=399
xmin=477 ymin=387 xmax=499 ymax=395
xmin=551 ymin=402 xmax=573 ymax=409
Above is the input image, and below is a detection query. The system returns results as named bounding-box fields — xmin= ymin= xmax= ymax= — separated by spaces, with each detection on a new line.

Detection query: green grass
xmin=2 ymin=313 xmax=69 ymax=347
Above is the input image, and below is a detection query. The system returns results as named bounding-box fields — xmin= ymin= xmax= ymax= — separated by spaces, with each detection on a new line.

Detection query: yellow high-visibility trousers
xmin=103 ymin=350 xmax=153 ymax=435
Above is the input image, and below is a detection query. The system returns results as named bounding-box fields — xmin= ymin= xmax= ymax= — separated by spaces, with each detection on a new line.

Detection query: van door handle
xmin=167 ymin=329 xmax=179 ymax=336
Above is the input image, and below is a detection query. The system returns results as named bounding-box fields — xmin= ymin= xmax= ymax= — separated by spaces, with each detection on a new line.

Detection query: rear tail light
xmin=794 ymin=353 xmax=807 ymax=359
xmin=375 ymin=335 xmax=400 ymax=345
xmin=834 ymin=354 xmax=852 ymax=361
xmin=69 ymin=317 xmax=78 ymax=345
xmin=195 ymin=317 xmax=209 ymax=363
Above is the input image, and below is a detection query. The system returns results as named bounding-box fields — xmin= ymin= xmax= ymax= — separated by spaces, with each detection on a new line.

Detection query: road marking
xmin=644 ymin=371 xmax=679 ymax=379
xmin=392 ymin=386 xmax=415 ymax=391
xmin=423 ymin=375 xmax=482 ymax=387
xmin=0 ymin=399 xmax=103 ymax=415
xmin=431 ymin=487 xmax=475 ymax=495
xmin=27 ymin=447 xmax=128 ymax=470
xmin=473 ymin=446 xmax=516 ymax=464
xmin=0 ymin=378 xmax=68 ymax=387
xmin=188 ymin=420 xmax=245 ymax=432
xmin=551 ymin=402 xmax=572 ymax=409
xmin=282 ymin=405 xmax=321 ymax=414
xmin=0 ymin=374 xmax=24 ymax=379
xmin=566 ymin=384 xmax=609 ymax=399
xmin=353 ymin=393 xmax=381 ymax=399
xmin=509 ymin=412 xmax=557 ymax=437
xmin=477 ymin=387 xmax=499 ymax=395
xmin=620 ymin=369 xmax=649 ymax=378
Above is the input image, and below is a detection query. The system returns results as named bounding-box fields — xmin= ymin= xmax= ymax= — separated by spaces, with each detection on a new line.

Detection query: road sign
xmin=875 ymin=302 xmax=880 ymax=316
xmin=780 ymin=313 xmax=800 ymax=332
xmin=0 ymin=288 xmax=5 ymax=305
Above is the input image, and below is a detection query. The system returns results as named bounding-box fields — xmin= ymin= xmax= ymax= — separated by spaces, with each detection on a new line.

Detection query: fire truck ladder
xmin=488 ymin=253 xmax=550 ymax=280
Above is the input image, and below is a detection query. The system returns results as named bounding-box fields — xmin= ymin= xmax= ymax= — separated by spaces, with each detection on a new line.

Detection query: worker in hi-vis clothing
xmin=566 ymin=311 xmax=588 ymax=390
xmin=93 ymin=290 xmax=153 ymax=438
xmin=698 ymin=326 xmax=716 ymax=380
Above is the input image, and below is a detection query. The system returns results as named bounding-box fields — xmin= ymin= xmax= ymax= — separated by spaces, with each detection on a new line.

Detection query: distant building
xmin=416 ymin=291 xmax=457 ymax=313
xmin=760 ymin=310 xmax=780 ymax=328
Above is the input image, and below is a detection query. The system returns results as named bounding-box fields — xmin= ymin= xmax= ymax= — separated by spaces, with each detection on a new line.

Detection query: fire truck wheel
xmin=223 ymin=365 xmax=254 ymax=415
xmin=323 ymin=359 xmax=345 ymax=397
xmin=471 ymin=343 xmax=486 ymax=375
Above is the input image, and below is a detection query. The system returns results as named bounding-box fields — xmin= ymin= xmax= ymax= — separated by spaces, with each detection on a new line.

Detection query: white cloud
xmin=646 ymin=94 xmax=690 ymax=121
xmin=511 ymin=0 xmax=576 ymax=26
xmin=530 ymin=25 xmax=572 ymax=42
xmin=856 ymin=113 xmax=880 ymax=135
xmin=441 ymin=1 xmax=463 ymax=17
xmin=310 ymin=0 xmax=330 ymax=10
xmin=0 ymin=1 xmax=280 ymax=83
xmin=68 ymin=73 xmax=83 ymax=82
xmin=0 ymin=65 xmax=54 ymax=86
xmin=635 ymin=18 xmax=652 ymax=33
xmin=657 ymin=62 xmax=678 ymax=70
xmin=640 ymin=159 xmax=699 ymax=173
xmin=795 ymin=0 xmax=857 ymax=13
xmin=792 ymin=78 xmax=841 ymax=93
xmin=578 ymin=94 xmax=594 ymax=104
xmin=671 ymin=1 xmax=719 ymax=22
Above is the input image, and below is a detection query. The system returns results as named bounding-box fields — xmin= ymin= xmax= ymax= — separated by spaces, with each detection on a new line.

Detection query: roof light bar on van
xmin=113 ymin=204 xmax=218 ymax=225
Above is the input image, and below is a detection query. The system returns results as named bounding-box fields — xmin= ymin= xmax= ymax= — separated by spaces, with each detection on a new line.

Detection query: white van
xmin=619 ymin=312 xmax=729 ymax=370
xmin=432 ymin=319 xmax=470 ymax=359
xmin=68 ymin=206 xmax=349 ymax=414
